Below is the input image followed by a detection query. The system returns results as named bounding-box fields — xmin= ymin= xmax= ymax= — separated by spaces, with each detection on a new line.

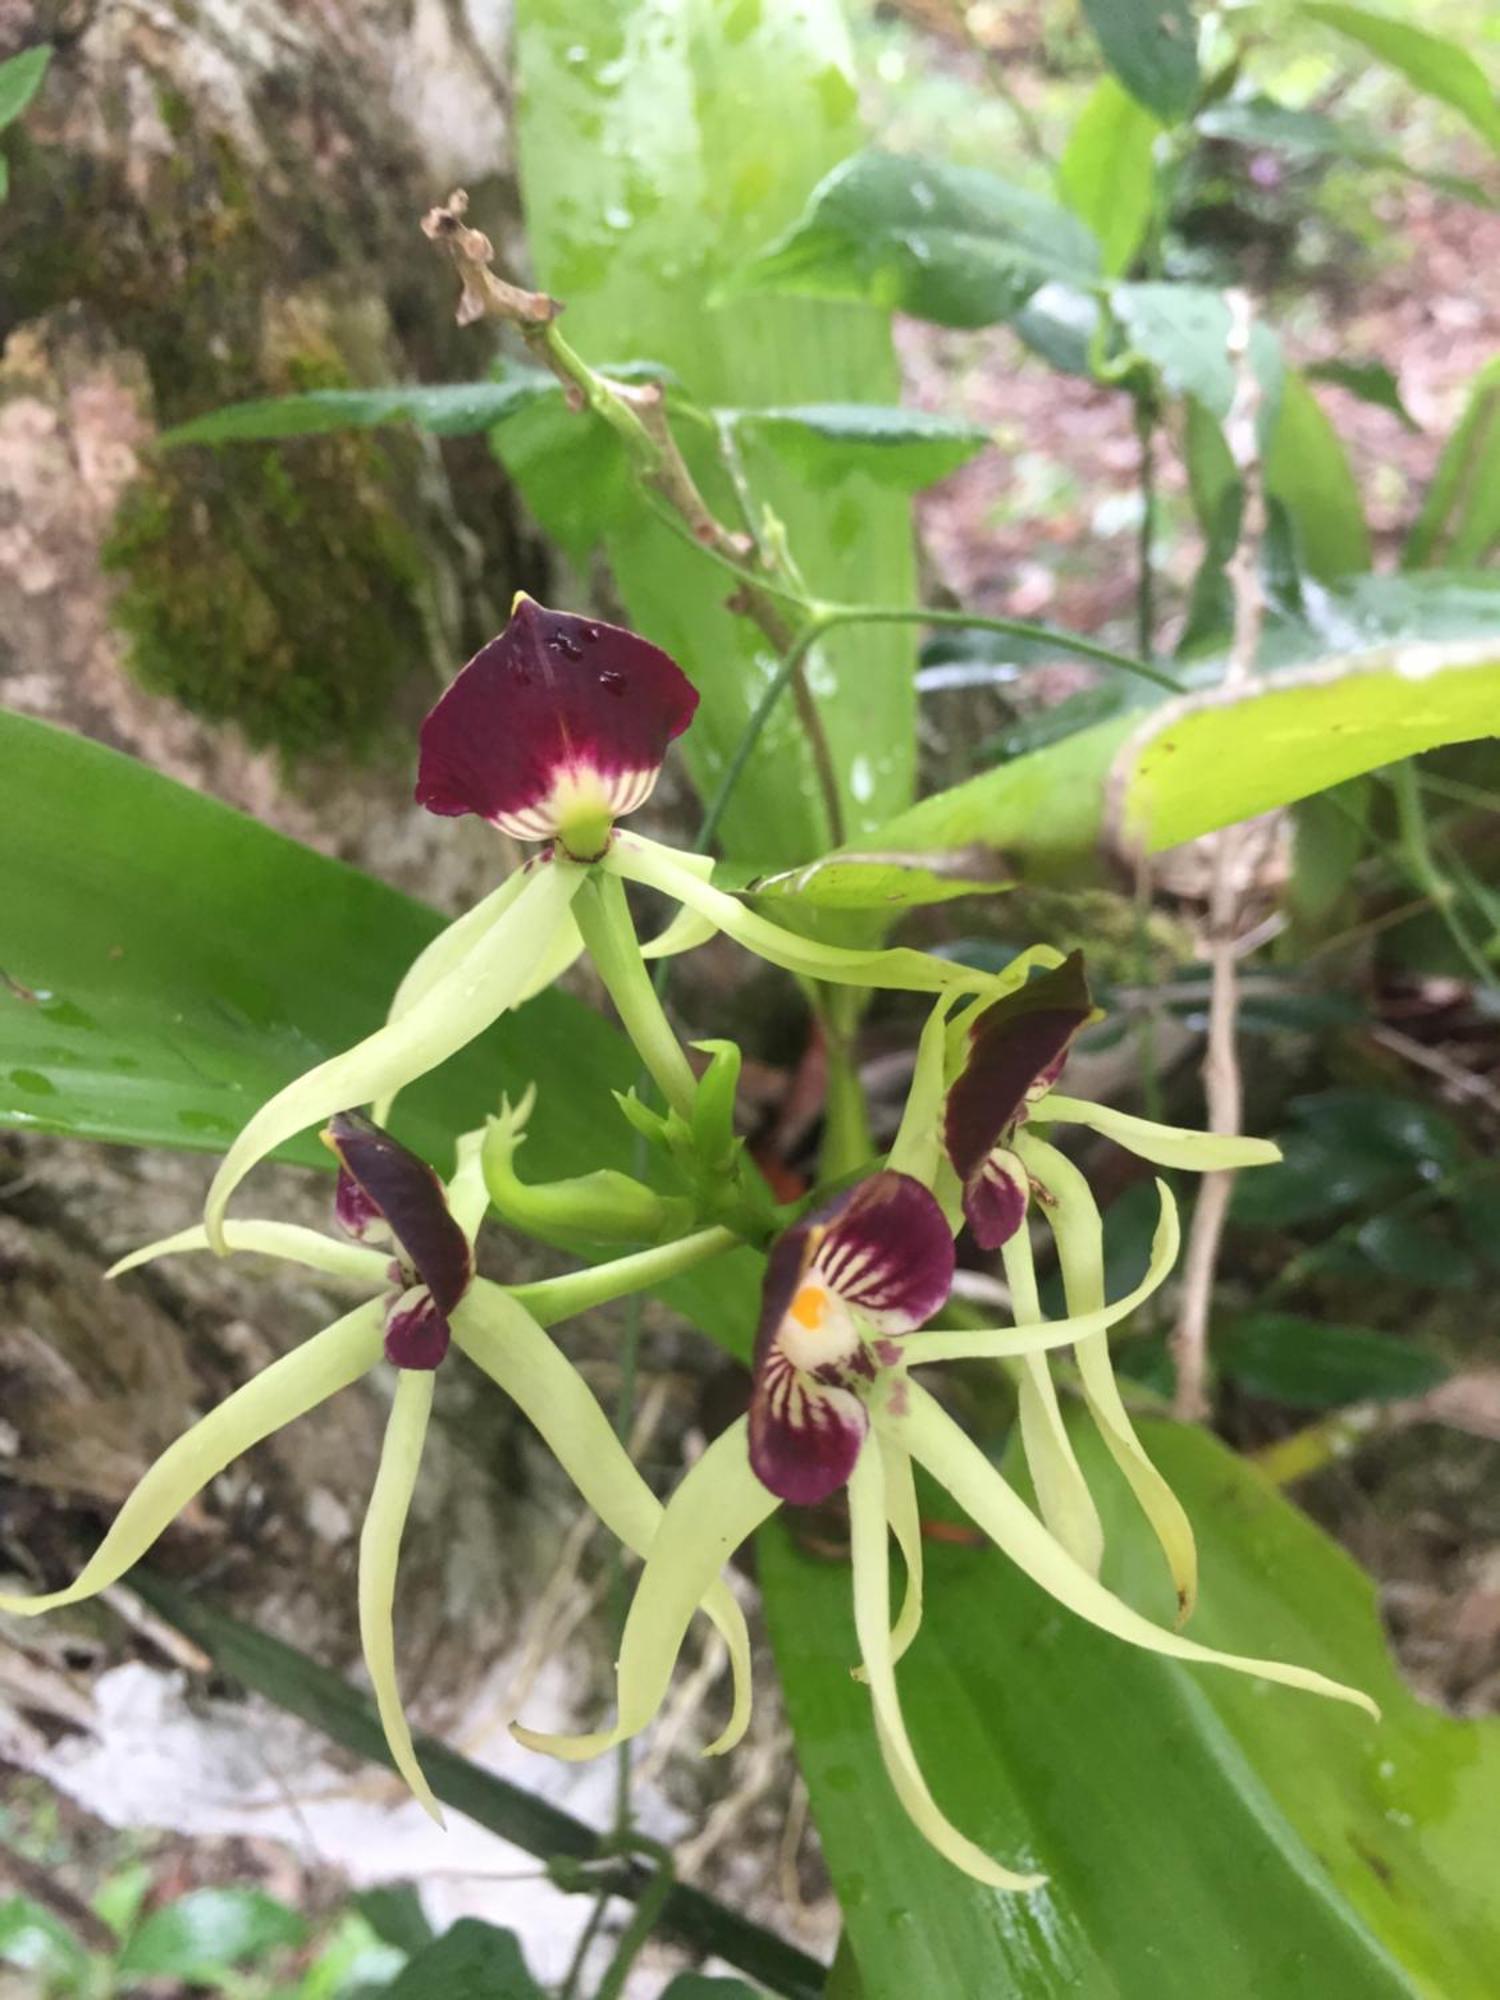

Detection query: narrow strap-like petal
xmin=1003 ymin=1228 xmax=1104 ymax=1578
xmin=608 ymin=835 xmax=993 ymax=996
xmin=511 ymin=1417 xmax=776 ymax=1761
xmin=359 ymin=1371 xmax=442 ymax=1822
xmin=453 ymin=1284 xmax=754 ymax=1749
xmin=1017 ymin=1133 xmax=1198 ymax=1620
xmin=847 ymin=1439 xmax=1047 ymax=1890
xmin=444 ymin=1131 xmax=491 ymax=1247
xmin=849 ymin=1430 xmax=924 ymax=1673
xmin=897 ymin=1181 xmax=1179 ymax=1366
xmin=371 ymin=874 xmax=529 ymax=1124
xmin=1033 ymin=1095 xmax=1280 ymax=1172
xmin=106 ymin=1221 xmax=388 ymax=1287
xmin=896 ymin=1381 xmax=1378 ymax=1719
xmin=205 ymin=858 xmax=586 ymax=1249
xmin=0 ymin=1301 xmax=385 ymax=1618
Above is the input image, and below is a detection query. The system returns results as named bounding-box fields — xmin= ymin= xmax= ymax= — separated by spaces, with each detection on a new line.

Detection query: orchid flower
xmin=887 ymin=951 xmax=1281 ymax=1616
xmin=204 ymin=595 xmax=1001 ymax=1251
xmin=0 ymin=1116 xmax=752 ymax=1818
xmin=512 ymin=1169 xmax=1375 ymax=1889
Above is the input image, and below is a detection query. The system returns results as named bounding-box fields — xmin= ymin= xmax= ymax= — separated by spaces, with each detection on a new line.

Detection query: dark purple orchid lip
xmin=749 ymin=1172 xmax=955 ymax=1507
xmin=944 ymin=952 xmax=1094 ymax=1249
xmin=322 ymin=1113 xmax=473 ymax=1317
xmin=382 ymin=1289 xmax=452 ymax=1370
xmin=415 ymin=595 xmax=698 ymax=852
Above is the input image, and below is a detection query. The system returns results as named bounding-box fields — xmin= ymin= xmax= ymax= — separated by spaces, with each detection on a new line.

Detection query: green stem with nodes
xmin=511 ymin=1227 xmax=740 ymax=1328
xmin=574 ymin=871 xmax=698 ymax=1117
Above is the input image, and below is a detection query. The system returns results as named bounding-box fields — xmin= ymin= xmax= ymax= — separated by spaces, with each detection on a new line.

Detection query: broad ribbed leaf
xmin=512 ymin=6 xmax=928 ymax=865
xmin=762 ymin=625 xmax=1500 ymax=906
xmin=0 ymin=712 xmax=758 ymax=1351
xmin=763 ymin=1418 xmax=1500 ymax=1998
xmin=726 ymin=151 xmax=1099 ymax=330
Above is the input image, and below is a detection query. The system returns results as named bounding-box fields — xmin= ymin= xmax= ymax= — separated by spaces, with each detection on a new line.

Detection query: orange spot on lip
xmin=790 ymin=1284 xmax=828 ymax=1330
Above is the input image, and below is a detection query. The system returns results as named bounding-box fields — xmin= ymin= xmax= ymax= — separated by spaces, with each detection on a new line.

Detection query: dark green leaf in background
xmin=1196 ymin=94 xmax=1495 ymax=205
xmin=726 ymin=150 xmax=1100 ymax=329
xmin=1080 ymin=0 xmax=1200 ymax=124
xmin=1110 ymin=281 xmax=1284 ymax=429
xmin=724 ymin=403 xmax=989 ymax=490
xmin=382 ymin=1919 xmax=546 ymax=1999
xmin=1218 ymin=1314 xmax=1450 ymax=1406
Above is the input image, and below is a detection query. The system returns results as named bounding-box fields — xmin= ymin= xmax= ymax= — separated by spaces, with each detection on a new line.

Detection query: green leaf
xmin=765 ymin=626 xmax=1500 ymax=907
xmin=353 ymin=1886 xmax=434 ymax=1959
xmin=1306 ymin=359 xmax=1420 ymax=433
xmin=0 ymin=1896 xmax=89 ymax=1977
xmin=118 ymin=1888 xmax=305 ymax=1977
xmin=129 ymin=1577 xmax=826 ymax=2000
xmin=1111 ymin=281 xmax=1284 ymax=428
xmin=0 ymin=44 xmax=51 ymax=131
xmin=512 ymin=10 xmax=932 ymax=863
xmin=0 ymin=711 xmax=759 ymax=1354
xmin=1057 ymin=78 xmax=1162 ymax=276
xmin=382 ymin=1921 xmax=545 ymax=2000
xmin=1121 ymin=636 xmax=1500 ymax=853
xmin=161 ymin=375 xmax=557 ymax=445
xmin=1080 ymin=0 xmax=1200 ymax=124
xmin=1218 ymin=1313 xmax=1450 ymax=1406
xmin=0 ymin=710 xmax=601 ymax=1168
xmin=1264 ymin=372 xmax=1371 ymax=579
xmin=763 ymin=1418 xmax=1500 ymax=1998
xmin=1355 ymin=1214 xmax=1477 ymax=1289
xmin=724 ymin=151 xmax=1100 ymax=330
xmin=1405 ymin=357 xmax=1500 ymax=569
xmin=725 ymin=404 xmax=989 ymax=490
xmin=1305 ymin=3 xmax=1500 ymax=151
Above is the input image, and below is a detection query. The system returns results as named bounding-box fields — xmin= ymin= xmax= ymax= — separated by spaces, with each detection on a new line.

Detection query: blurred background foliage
xmin=1 ymin=0 xmax=1498 ymax=1992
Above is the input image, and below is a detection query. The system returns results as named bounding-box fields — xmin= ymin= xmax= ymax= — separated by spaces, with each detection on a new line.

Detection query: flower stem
xmin=574 ymin=871 xmax=698 ymax=1118
xmin=510 ymin=1227 xmax=740 ymax=1328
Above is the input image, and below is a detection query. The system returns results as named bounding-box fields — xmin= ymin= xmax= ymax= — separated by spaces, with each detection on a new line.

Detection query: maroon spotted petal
xmin=415 ymin=596 xmax=698 ymax=853
xmin=383 ymin=1290 xmax=452 ymax=1370
xmin=945 ymin=953 xmax=1094 ymax=1248
xmin=748 ymin=1173 xmax=953 ymax=1507
xmin=964 ymin=1146 xmax=1029 ymax=1253
xmin=322 ymin=1113 xmax=473 ymax=1315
